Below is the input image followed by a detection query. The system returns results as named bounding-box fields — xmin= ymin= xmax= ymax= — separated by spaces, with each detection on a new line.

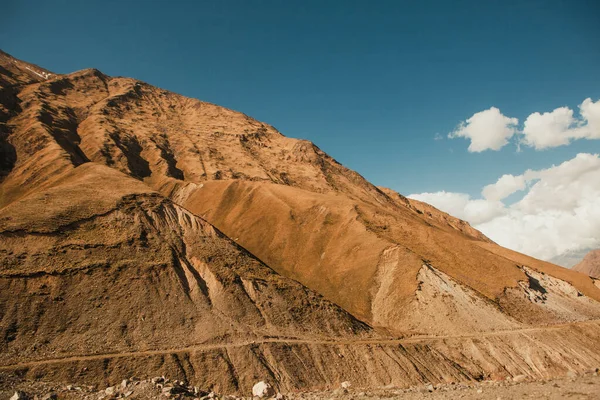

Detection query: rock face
xmin=1 ymin=49 xmax=600 ymax=393
xmin=573 ymin=249 xmax=600 ymax=279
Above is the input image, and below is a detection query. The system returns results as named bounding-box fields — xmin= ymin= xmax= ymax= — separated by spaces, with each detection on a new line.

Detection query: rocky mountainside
xmin=1 ymin=49 xmax=600 ymax=394
xmin=573 ymin=249 xmax=600 ymax=279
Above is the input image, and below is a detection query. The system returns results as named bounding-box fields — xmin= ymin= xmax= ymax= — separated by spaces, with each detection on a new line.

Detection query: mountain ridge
xmin=2 ymin=49 xmax=600 ymax=393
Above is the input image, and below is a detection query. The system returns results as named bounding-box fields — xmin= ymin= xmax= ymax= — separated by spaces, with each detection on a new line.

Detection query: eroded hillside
xmin=1 ymin=49 xmax=600 ymax=393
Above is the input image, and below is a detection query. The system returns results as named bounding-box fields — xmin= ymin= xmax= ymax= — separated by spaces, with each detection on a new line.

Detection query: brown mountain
xmin=573 ymin=249 xmax=600 ymax=279
xmin=1 ymin=50 xmax=600 ymax=394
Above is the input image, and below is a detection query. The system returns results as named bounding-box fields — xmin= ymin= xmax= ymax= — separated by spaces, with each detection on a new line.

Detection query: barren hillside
xmin=1 ymin=50 xmax=600 ymax=394
xmin=573 ymin=249 xmax=600 ymax=279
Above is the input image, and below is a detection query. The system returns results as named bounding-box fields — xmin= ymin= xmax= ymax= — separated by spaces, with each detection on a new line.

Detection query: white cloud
xmin=409 ymin=191 xmax=505 ymax=226
xmin=408 ymin=153 xmax=600 ymax=261
xmin=580 ymin=97 xmax=600 ymax=136
xmin=448 ymin=107 xmax=519 ymax=152
xmin=448 ymin=98 xmax=600 ymax=151
xmin=519 ymin=153 xmax=600 ymax=213
xmin=522 ymin=107 xmax=575 ymax=149
xmin=482 ymin=174 xmax=526 ymax=201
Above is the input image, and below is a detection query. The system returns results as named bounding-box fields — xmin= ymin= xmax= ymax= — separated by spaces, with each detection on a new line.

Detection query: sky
xmin=2 ymin=0 xmax=600 ymax=262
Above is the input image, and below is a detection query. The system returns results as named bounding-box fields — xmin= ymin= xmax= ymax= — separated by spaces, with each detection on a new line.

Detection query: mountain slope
xmin=573 ymin=249 xmax=600 ymax=279
xmin=2 ymin=50 xmax=600 ymax=392
xmin=0 ymin=51 xmax=371 ymax=391
xmin=3 ymin=48 xmax=600 ymax=330
xmin=549 ymin=248 xmax=592 ymax=268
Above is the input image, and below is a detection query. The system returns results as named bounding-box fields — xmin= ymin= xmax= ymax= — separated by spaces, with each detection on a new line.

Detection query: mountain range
xmin=1 ymin=49 xmax=600 ymax=394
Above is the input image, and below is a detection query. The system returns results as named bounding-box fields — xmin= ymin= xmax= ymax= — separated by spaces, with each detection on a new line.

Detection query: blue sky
xmin=2 ymin=0 xmax=599 ymax=198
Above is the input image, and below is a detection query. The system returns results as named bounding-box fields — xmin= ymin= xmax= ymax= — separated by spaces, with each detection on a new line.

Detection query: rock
xmin=275 ymin=394 xmax=285 ymax=400
xmin=567 ymin=370 xmax=577 ymax=379
xmin=340 ymin=381 xmax=351 ymax=389
xmin=41 ymin=394 xmax=57 ymax=400
xmin=418 ymin=384 xmax=434 ymax=394
xmin=252 ymin=381 xmax=275 ymax=398
xmin=477 ymin=388 xmax=483 ymax=393
xmin=162 ymin=384 xmax=189 ymax=397
xmin=105 ymin=386 xmax=116 ymax=395
xmin=332 ymin=388 xmax=347 ymax=396
xmin=10 ymin=392 xmax=29 ymax=400
xmin=66 ymin=385 xmax=73 ymax=391
xmin=121 ymin=379 xmax=130 ymax=388
xmin=512 ymin=375 xmax=527 ymax=383
xmin=152 ymin=377 xmax=164 ymax=384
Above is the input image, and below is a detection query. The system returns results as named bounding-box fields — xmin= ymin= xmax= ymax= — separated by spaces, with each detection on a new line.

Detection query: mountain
xmin=573 ymin=249 xmax=600 ymax=279
xmin=2 ymin=49 xmax=600 ymax=394
xmin=549 ymin=248 xmax=592 ymax=268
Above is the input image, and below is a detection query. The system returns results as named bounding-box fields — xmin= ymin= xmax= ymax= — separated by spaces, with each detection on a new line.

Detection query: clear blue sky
xmin=2 ymin=0 xmax=599 ymax=197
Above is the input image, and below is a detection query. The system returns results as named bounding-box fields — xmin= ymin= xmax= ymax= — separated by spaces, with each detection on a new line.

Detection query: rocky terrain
xmin=2 ymin=370 xmax=600 ymax=400
xmin=573 ymin=249 xmax=600 ymax=279
xmin=1 ymin=49 xmax=600 ymax=395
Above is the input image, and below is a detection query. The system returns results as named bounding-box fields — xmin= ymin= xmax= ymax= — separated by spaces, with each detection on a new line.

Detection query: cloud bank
xmin=409 ymin=153 xmax=600 ymax=261
xmin=448 ymin=98 xmax=600 ymax=152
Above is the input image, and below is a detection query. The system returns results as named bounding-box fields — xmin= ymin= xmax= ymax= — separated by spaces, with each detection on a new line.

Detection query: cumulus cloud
xmin=448 ymin=98 xmax=600 ymax=151
xmin=522 ymin=107 xmax=575 ymax=149
xmin=409 ymin=191 xmax=506 ymax=226
xmin=408 ymin=153 xmax=600 ymax=261
xmin=580 ymin=97 xmax=600 ymax=134
xmin=482 ymin=174 xmax=526 ymax=201
xmin=448 ymin=107 xmax=519 ymax=152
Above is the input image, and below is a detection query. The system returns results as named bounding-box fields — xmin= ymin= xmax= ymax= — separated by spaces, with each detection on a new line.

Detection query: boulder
xmin=252 ymin=381 xmax=275 ymax=398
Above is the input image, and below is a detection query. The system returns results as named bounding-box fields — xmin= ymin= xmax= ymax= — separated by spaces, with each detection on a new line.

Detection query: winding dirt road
xmin=3 ymin=319 xmax=599 ymax=370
